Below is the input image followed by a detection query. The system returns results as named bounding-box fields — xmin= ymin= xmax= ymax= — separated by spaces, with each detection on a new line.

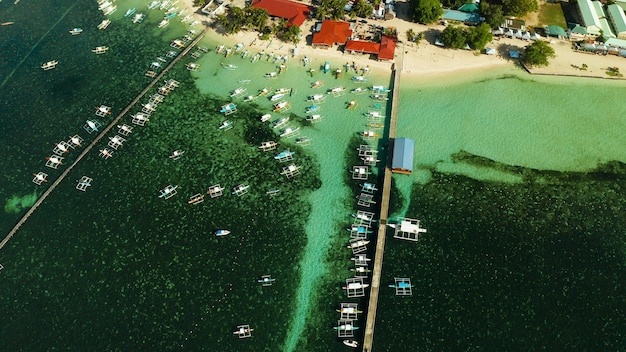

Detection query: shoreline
xmin=181 ymin=0 xmax=626 ymax=82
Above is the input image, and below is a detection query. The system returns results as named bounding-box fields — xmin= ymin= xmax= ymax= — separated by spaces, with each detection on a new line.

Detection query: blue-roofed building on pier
xmin=391 ymin=138 xmax=414 ymax=175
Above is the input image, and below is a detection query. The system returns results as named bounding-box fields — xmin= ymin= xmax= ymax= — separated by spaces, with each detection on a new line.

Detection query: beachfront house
xmin=502 ymin=18 xmax=526 ymax=31
xmin=607 ymin=4 xmax=626 ymax=39
xmin=344 ymin=35 xmax=396 ymax=61
xmin=378 ymin=35 xmax=396 ymax=61
xmin=442 ymin=9 xmax=481 ymax=25
xmin=312 ymin=20 xmax=354 ymax=48
xmin=250 ymin=0 xmax=312 ymax=27
xmin=575 ymin=0 xmax=615 ymax=37
xmin=391 ymin=138 xmax=414 ymax=175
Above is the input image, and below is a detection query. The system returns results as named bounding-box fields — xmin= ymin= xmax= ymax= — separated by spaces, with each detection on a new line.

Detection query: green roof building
xmin=607 ymin=4 xmax=626 ymax=39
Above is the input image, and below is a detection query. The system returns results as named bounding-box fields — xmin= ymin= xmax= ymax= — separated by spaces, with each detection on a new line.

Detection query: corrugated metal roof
xmin=442 ymin=9 xmax=480 ymax=24
xmin=392 ymin=138 xmax=414 ymax=172
xmin=608 ymin=4 xmax=626 ymax=36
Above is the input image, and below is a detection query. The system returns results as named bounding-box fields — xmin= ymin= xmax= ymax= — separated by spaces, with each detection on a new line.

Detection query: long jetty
xmin=0 ymin=29 xmax=208 ymax=252
xmin=362 ymin=46 xmax=403 ymax=352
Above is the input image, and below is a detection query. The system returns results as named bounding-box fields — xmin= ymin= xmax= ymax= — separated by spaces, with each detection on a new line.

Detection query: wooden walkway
xmin=0 ymin=29 xmax=208 ymax=252
xmin=362 ymin=46 xmax=403 ymax=352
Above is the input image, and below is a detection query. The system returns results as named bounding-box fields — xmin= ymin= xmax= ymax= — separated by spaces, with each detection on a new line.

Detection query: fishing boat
xmin=260 ymin=114 xmax=272 ymax=122
xmin=347 ymin=239 xmax=370 ymax=248
xmin=367 ymin=123 xmax=384 ymax=128
xmin=361 ymin=131 xmax=379 ymax=138
xmin=218 ymin=120 xmax=233 ymax=130
xmin=371 ymin=85 xmax=391 ymax=93
xmin=169 ymin=150 xmax=184 ymax=160
xmin=157 ymin=19 xmax=169 ymax=28
xmin=323 ymin=61 xmax=330 ymax=73
xmin=311 ymin=80 xmax=323 ymax=88
xmin=215 ymin=44 xmax=225 ymax=54
xmin=271 ymin=116 xmax=289 ymax=129
xmin=348 ymin=225 xmax=373 ymax=234
xmin=336 ymin=306 xmax=363 ymax=314
xmin=41 ymin=60 xmax=58 ymax=70
xmin=259 ymin=141 xmax=277 ymax=151
xmin=275 ymin=87 xmax=291 ymax=95
xmin=221 ymin=63 xmax=238 ymax=70
xmin=342 ymin=281 xmax=369 ymax=290
xmin=220 ymin=103 xmax=237 ymax=115
xmin=295 ymin=137 xmax=311 ymax=145
xmin=280 ymin=126 xmax=300 ymax=138
xmin=1 ymin=22 xmax=15 ymax=26
xmin=97 ymin=19 xmax=111 ymax=30
xmin=186 ymin=62 xmax=200 ymax=71
xmin=243 ymin=95 xmax=256 ymax=102
xmin=229 ymin=87 xmax=247 ymax=98
xmin=147 ymin=1 xmax=161 ymax=9
xmin=32 ymin=172 xmax=48 ymax=185
xmin=306 ymin=105 xmax=320 ymax=114
xmin=124 ymin=7 xmax=136 ymax=17
xmin=352 ymin=75 xmax=367 ymax=83
xmin=215 ymin=229 xmax=231 ymax=236
xmin=347 ymin=100 xmax=357 ymax=109
xmin=371 ymin=94 xmax=389 ymax=101
xmin=389 ymin=281 xmax=413 ymax=289
xmin=333 ymin=323 xmax=359 ymax=331
xmin=351 ymin=87 xmax=367 ymax=94
xmin=238 ymin=79 xmax=251 ymax=84
xmin=103 ymin=5 xmax=117 ymax=15
xmin=366 ymin=111 xmax=384 ymax=119
xmin=307 ymin=94 xmax=325 ymax=102
xmin=233 ymin=325 xmax=253 ymax=336
xmin=273 ymin=101 xmax=290 ymax=113
xmin=159 ymin=185 xmax=178 ymax=199
xmin=265 ymin=71 xmax=278 ymax=79
xmin=266 ymin=188 xmax=280 ymax=195
xmin=306 ymin=114 xmax=322 ymax=123
xmin=270 ymin=93 xmax=285 ymax=102
xmin=232 ymin=184 xmax=250 ymax=196
xmin=69 ymin=28 xmax=83 ymax=35
xmin=343 ymin=340 xmax=359 ymax=348
xmin=327 ymin=86 xmax=345 ymax=96
xmin=257 ymin=87 xmax=270 ymax=97
xmin=92 ymin=46 xmax=109 ymax=54
xmin=132 ymin=13 xmax=146 ymax=23
xmin=258 ymin=275 xmax=276 ymax=285
xmin=188 ymin=194 xmax=204 ymax=205
xmin=164 ymin=12 xmax=177 ymax=19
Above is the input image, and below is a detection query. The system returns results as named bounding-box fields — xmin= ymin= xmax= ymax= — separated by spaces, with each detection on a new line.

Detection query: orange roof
xmin=378 ymin=35 xmax=396 ymax=61
xmin=251 ymin=0 xmax=312 ymax=27
xmin=345 ymin=40 xmax=381 ymax=54
xmin=312 ymin=20 xmax=353 ymax=46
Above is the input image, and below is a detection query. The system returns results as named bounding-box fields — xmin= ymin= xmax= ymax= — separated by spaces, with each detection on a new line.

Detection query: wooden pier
xmin=0 ymin=29 xmax=209 ymax=252
xmin=362 ymin=46 xmax=403 ymax=352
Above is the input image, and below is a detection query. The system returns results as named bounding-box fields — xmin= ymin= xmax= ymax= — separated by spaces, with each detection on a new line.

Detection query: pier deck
xmin=0 ymin=29 xmax=208 ymax=252
xmin=362 ymin=46 xmax=403 ymax=352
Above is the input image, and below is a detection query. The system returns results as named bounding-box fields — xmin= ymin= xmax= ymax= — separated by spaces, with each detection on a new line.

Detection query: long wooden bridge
xmin=362 ymin=45 xmax=404 ymax=352
xmin=0 ymin=29 xmax=208 ymax=252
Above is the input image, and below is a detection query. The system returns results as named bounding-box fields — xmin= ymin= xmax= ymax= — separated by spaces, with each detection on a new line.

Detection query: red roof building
xmin=250 ymin=0 xmax=312 ymax=27
xmin=345 ymin=40 xmax=381 ymax=55
xmin=312 ymin=20 xmax=353 ymax=47
xmin=378 ymin=35 xmax=396 ymax=61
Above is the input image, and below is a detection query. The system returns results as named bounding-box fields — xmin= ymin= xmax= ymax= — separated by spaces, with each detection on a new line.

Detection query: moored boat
xmin=343 ymin=340 xmax=359 ymax=348
xmin=215 ymin=229 xmax=231 ymax=236
xmin=69 ymin=28 xmax=83 ymax=35
xmin=41 ymin=60 xmax=58 ymax=70
xmin=124 ymin=7 xmax=136 ymax=17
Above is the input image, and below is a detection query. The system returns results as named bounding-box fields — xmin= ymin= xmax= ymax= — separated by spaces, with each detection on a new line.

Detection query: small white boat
xmin=270 ymin=93 xmax=284 ymax=102
xmin=265 ymin=72 xmax=278 ymax=79
xmin=41 ymin=60 xmax=58 ymax=70
xmin=221 ymin=63 xmax=238 ymax=70
xmin=311 ymin=80 xmax=323 ymax=88
xmin=306 ymin=105 xmax=320 ymax=114
xmin=352 ymin=75 xmax=367 ymax=83
xmin=260 ymin=113 xmax=272 ymax=122
xmin=343 ymin=340 xmax=359 ymax=348
xmin=215 ymin=229 xmax=231 ymax=236
xmin=371 ymin=85 xmax=391 ymax=93
xmin=158 ymin=19 xmax=169 ymax=28
xmin=124 ymin=7 xmax=136 ymax=17
xmin=169 ymin=150 xmax=184 ymax=159
xmin=334 ymin=323 xmax=359 ymax=331
xmin=69 ymin=28 xmax=83 ymax=35
xmin=351 ymin=87 xmax=367 ymax=94
xmin=230 ymin=87 xmax=247 ymax=98
xmin=147 ymin=1 xmax=161 ymax=9
xmin=307 ymin=94 xmax=325 ymax=102
xmin=132 ymin=13 xmax=146 ymax=24
xmin=103 ymin=5 xmax=117 ymax=15
xmin=327 ymin=86 xmax=345 ymax=95
xmin=97 ymin=19 xmax=111 ymax=30
xmin=272 ymin=117 xmax=289 ymax=129
xmin=280 ymin=126 xmax=300 ymax=137
xmin=218 ymin=120 xmax=233 ymax=130
xmin=92 ymin=46 xmax=109 ymax=54
xmin=347 ymin=240 xmax=370 ymax=248
xmin=273 ymin=101 xmax=290 ymax=112
xmin=306 ymin=114 xmax=322 ymax=123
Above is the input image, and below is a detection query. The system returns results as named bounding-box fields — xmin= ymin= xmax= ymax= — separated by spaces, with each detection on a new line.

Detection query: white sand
xmin=181 ymin=0 xmax=626 ymax=81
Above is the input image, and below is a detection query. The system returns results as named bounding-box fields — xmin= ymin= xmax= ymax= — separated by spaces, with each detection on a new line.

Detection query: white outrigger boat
xmin=334 ymin=323 xmax=359 ymax=331
xmin=69 ymin=28 xmax=83 ymax=35
xmin=132 ymin=13 xmax=146 ymax=24
xmin=273 ymin=101 xmax=290 ymax=113
xmin=280 ymin=126 xmax=300 ymax=138
xmin=229 ymin=87 xmax=247 ymax=98
xmin=32 ymin=172 xmax=48 ymax=185
xmin=307 ymin=94 xmax=325 ymax=102
xmin=92 ymin=46 xmax=109 ymax=54
xmin=260 ymin=113 xmax=272 ymax=122
xmin=270 ymin=93 xmax=284 ymax=102
xmin=159 ymin=185 xmax=178 ymax=199
xmin=97 ymin=19 xmax=111 ymax=30
xmin=271 ymin=116 xmax=289 ymax=129
xmin=158 ymin=19 xmax=170 ymax=28
xmin=221 ymin=63 xmax=238 ymax=70
xmin=218 ymin=120 xmax=233 ymax=131
xmin=215 ymin=229 xmax=231 ymax=236
xmin=343 ymin=340 xmax=359 ymax=348
xmin=169 ymin=150 xmax=184 ymax=160
xmin=41 ymin=60 xmax=58 ymax=70
xmin=347 ymin=239 xmax=370 ymax=248
xmin=306 ymin=114 xmax=322 ymax=123
xmin=327 ymin=86 xmax=346 ymax=96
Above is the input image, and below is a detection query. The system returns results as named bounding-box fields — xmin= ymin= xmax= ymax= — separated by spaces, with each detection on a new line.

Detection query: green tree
xmin=408 ymin=0 xmax=444 ymax=24
xmin=501 ymin=0 xmax=537 ymax=17
xmin=467 ymin=23 xmax=493 ymax=50
xmin=351 ymin=0 xmax=374 ymax=18
xmin=481 ymin=2 xmax=504 ymax=29
xmin=246 ymin=7 xmax=269 ymax=31
xmin=439 ymin=25 xmax=466 ymax=49
xmin=522 ymin=40 xmax=555 ymax=67
xmin=317 ymin=0 xmax=348 ymax=20
xmin=406 ymin=28 xmax=416 ymax=41
xmin=282 ymin=24 xmax=301 ymax=44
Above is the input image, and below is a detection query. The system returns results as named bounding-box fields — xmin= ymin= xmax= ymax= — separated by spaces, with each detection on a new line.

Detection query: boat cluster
xmin=145 ymin=0 xmax=200 ymax=28
xmin=97 ymin=0 xmax=117 ymax=16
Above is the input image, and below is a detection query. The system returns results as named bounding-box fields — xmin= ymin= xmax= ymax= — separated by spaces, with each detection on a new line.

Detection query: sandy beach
xmin=181 ymin=0 xmax=626 ymax=81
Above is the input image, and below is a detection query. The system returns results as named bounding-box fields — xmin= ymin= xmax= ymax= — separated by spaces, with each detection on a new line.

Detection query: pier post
xmin=0 ymin=29 xmax=209 ymax=252
xmin=362 ymin=46 xmax=403 ymax=351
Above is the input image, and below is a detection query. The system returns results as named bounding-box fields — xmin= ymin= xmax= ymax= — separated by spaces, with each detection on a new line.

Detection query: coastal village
xmin=1 ymin=0 xmax=625 ymax=350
